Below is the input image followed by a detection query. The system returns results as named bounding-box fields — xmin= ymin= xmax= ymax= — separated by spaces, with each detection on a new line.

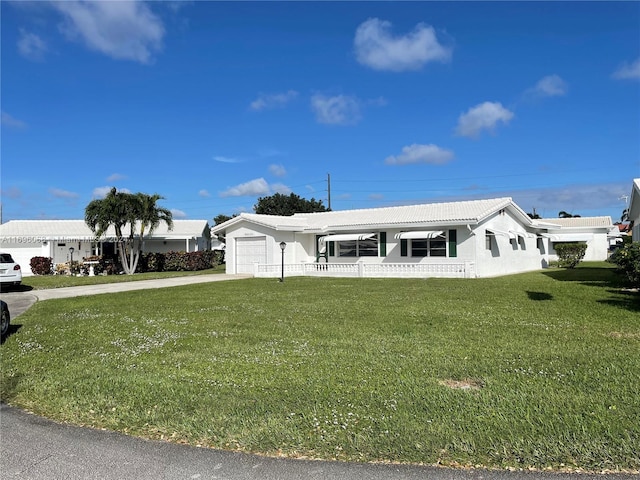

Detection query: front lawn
xmin=18 ymin=264 xmax=225 ymax=290
xmin=1 ymin=264 xmax=638 ymax=472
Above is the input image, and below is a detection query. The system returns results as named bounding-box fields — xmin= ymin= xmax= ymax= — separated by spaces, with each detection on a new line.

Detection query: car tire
xmin=1 ymin=304 xmax=10 ymax=339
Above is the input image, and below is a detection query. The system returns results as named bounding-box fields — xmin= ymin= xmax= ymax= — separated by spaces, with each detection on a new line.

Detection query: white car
xmin=0 ymin=253 xmax=22 ymax=287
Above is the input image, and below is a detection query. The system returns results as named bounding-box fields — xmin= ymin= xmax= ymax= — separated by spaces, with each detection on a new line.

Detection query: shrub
xmin=160 ymin=251 xmax=219 ymax=272
xmin=608 ymin=242 xmax=640 ymax=288
xmin=554 ymin=243 xmax=587 ymax=269
xmin=139 ymin=252 xmax=165 ymax=273
xmin=30 ymin=256 xmax=53 ymax=275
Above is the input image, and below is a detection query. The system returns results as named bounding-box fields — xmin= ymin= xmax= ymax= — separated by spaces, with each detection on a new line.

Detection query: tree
xmin=558 ymin=211 xmax=581 ymax=218
xmin=213 ymin=214 xmax=236 ymax=225
xmin=527 ymin=212 xmax=541 ymax=219
xmin=85 ymin=188 xmax=173 ymax=275
xmin=554 ymin=243 xmax=587 ymax=268
xmin=131 ymin=192 xmax=173 ymax=273
xmin=254 ymin=193 xmax=328 ymax=216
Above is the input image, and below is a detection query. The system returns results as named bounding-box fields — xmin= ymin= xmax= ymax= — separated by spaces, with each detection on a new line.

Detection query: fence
xmin=254 ymin=261 xmax=475 ymax=279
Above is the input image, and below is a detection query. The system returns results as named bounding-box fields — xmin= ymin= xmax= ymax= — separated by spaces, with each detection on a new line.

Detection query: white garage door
xmin=236 ymin=237 xmax=267 ymax=274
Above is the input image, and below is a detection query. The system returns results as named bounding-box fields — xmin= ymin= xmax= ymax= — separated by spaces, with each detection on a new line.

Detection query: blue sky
xmin=2 ymin=1 xmax=639 ymax=223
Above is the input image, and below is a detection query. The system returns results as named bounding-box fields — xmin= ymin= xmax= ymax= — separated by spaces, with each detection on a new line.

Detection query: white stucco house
xmin=629 ymin=178 xmax=640 ymax=242
xmin=211 ymin=197 xmax=619 ymax=279
xmin=539 ymin=216 xmax=619 ymax=262
xmin=0 ymin=219 xmax=217 ymax=275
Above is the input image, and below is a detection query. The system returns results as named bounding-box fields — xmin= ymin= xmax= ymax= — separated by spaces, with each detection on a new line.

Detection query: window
xmin=336 ymin=236 xmax=378 ymax=257
xmin=410 ymin=233 xmax=447 ymax=257
xmin=485 ymin=232 xmax=493 ymax=250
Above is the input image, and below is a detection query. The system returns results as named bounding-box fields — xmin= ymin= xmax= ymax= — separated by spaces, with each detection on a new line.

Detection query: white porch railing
xmin=254 ymin=261 xmax=475 ymax=279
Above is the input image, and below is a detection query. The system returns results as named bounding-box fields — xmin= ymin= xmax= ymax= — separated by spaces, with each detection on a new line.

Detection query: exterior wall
xmin=223 ymin=223 xmax=311 ymax=274
xmin=143 ymin=239 xmax=193 ymax=253
xmin=546 ymin=232 xmax=610 ymax=261
xmin=473 ymin=211 xmax=547 ymax=278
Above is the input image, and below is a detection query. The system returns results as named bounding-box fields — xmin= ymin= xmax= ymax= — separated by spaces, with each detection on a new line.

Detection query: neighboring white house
xmin=629 ymin=178 xmax=640 ymax=243
xmin=0 ymin=219 xmax=217 ymax=275
xmin=212 ymin=197 xmax=573 ymax=279
xmin=538 ymin=216 xmax=619 ymax=262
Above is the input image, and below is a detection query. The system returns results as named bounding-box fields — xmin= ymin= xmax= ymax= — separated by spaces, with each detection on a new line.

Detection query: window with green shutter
xmin=400 ymin=239 xmax=408 ymax=257
xmin=448 ymin=229 xmax=457 ymax=257
xmin=379 ymin=232 xmax=387 ymax=257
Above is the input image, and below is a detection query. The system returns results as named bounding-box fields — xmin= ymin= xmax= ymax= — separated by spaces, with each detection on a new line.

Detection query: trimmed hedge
xmin=554 ymin=243 xmax=587 ymax=269
xmin=139 ymin=251 xmax=221 ymax=273
xmin=30 ymin=256 xmax=54 ymax=275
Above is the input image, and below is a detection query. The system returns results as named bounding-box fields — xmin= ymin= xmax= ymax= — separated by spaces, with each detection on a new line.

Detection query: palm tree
xmin=130 ymin=193 xmax=173 ymax=273
xmin=85 ymin=189 xmax=173 ymax=274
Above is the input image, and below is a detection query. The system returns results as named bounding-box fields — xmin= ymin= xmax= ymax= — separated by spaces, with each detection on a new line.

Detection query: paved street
xmin=5 ymin=404 xmax=635 ymax=480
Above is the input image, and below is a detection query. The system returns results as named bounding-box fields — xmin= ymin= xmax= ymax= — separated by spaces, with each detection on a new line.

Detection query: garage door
xmin=235 ymin=236 xmax=267 ymax=274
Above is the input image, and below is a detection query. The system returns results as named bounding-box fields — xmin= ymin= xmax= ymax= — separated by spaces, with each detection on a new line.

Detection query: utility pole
xmin=327 ymin=173 xmax=331 ymax=210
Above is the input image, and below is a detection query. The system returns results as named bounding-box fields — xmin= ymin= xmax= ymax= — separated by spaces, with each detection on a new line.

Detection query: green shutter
xmin=401 ymin=239 xmax=408 ymax=257
xmin=448 ymin=229 xmax=457 ymax=258
xmin=329 ymin=241 xmax=335 ymax=257
xmin=379 ymin=232 xmax=387 ymax=257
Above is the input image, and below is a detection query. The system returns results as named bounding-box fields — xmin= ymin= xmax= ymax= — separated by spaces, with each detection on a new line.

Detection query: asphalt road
xmin=5 ymin=404 xmax=635 ymax=480
xmin=1 ymin=277 xmax=638 ymax=479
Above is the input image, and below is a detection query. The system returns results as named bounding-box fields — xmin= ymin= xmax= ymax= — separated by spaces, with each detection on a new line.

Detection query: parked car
xmin=0 ymin=252 xmax=22 ymax=287
xmin=1 ymin=300 xmax=10 ymax=339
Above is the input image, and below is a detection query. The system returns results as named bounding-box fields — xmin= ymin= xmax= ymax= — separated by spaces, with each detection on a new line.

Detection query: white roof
xmin=539 ymin=216 xmax=614 ymax=229
xmin=0 ymin=219 xmax=210 ymax=240
xmin=213 ymin=197 xmax=530 ymax=233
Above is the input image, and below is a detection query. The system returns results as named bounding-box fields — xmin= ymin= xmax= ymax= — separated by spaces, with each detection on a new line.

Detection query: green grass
xmin=1 ymin=263 xmax=639 ymax=472
xmin=19 ymin=264 xmax=225 ymax=290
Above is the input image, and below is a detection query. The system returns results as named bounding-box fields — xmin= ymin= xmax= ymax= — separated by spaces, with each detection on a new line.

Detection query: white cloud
xmin=213 ymin=155 xmax=241 ymax=163
xmin=220 ymin=178 xmax=271 ymax=197
xmin=268 ymin=164 xmax=286 ymax=177
xmin=52 ymin=1 xmax=165 ymax=64
xmin=170 ymin=208 xmax=187 ymax=219
xmin=49 ymin=188 xmax=79 ymax=199
xmin=369 ymin=193 xmax=384 ymax=200
xmin=106 ymin=173 xmax=127 ymax=182
xmin=311 ymin=94 xmax=361 ymax=125
xmin=198 ymin=189 xmax=211 ymax=197
xmin=455 ymin=101 xmax=514 ymax=139
xmin=92 ymin=186 xmax=131 ymax=198
xmin=354 ymin=18 xmax=452 ymax=72
xmin=530 ymin=74 xmax=568 ymax=97
xmin=1 ymin=112 xmax=27 ymax=129
xmin=385 ymin=144 xmax=454 ymax=166
xmin=612 ymin=57 xmax=640 ymax=80
xmin=250 ymin=90 xmax=299 ymax=111
xmin=92 ymin=186 xmax=112 ymax=198
xmin=17 ymin=29 xmax=48 ymax=61
xmin=1 ymin=187 xmax=23 ymax=199
xmin=271 ymin=183 xmax=292 ymax=195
